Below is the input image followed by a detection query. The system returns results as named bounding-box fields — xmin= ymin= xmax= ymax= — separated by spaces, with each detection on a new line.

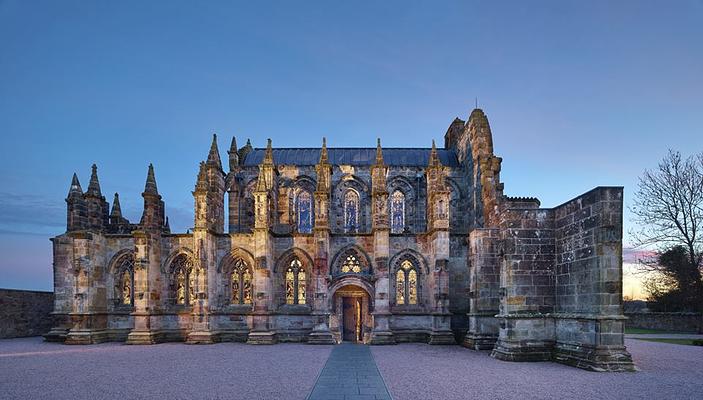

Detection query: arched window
xmin=172 ymin=255 xmax=197 ymax=306
xmin=344 ymin=190 xmax=359 ymax=233
xmin=297 ymin=191 xmax=313 ymax=234
xmin=391 ymin=190 xmax=405 ymax=234
xmin=396 ymin=260 xmax=418 ymax=305
xmin=285 ymin=258 xmax=306 ymax=305
xmin=230 ymin=258 xmax=253 ymax=305
xmin=114 ymin=255 xmax=134 ymax=306
xmin=341 ymin=254 xmax=361 ymax=273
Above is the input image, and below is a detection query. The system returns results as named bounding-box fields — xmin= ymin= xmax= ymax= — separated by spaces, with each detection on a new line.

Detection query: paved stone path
xmin=307 ymin=343 xmax=392 ymax=400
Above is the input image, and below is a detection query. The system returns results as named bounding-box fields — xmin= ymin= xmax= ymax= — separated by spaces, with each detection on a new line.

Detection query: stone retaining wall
xmin=625 ymin=312 xmax=703 ymax=333
xmin=0 ymin=289 xmax=54 ymax=338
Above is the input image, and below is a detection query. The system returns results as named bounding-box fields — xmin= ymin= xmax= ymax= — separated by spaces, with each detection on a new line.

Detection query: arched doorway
xmin=330 ymin=282 xmax=373 ymax=343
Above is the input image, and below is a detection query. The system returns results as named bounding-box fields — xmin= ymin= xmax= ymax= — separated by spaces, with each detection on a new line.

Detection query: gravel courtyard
xmin=1 ymin=337 xmax=702 ymax=400
xmin=372 ymin=339 xmax=703 ymax=400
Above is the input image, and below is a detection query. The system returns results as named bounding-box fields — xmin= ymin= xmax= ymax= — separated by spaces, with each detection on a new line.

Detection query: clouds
xmin=0 ymin=192 xmax=65 ymax=236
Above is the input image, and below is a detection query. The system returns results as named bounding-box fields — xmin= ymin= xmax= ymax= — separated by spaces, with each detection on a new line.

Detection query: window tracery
xmin=285 ymin=258 xmax=306 ymax=305
xmin=230 ymin=258 xmax=253 ymax=305
xmin=344 ymin=190 xmax=359 ymax=232
xmin=297 ymin=191 xmax=313 ymax=234
xmin=391 ymin=190 xmax=405 ymax=233
xmin=172 ymin=255 xmax=197 ymax=306
xmin=396 ymin=259 xmax=418 ymax=305
xmin=341 ymin=254 xmax=362 ymax=273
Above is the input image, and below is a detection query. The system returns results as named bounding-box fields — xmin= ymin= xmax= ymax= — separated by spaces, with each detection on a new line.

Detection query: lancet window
xmin=396 ymin=260 xmax=418 ymax=305
xmin=230 ymin=258 xmax=253 ymax=305
xmin=297 ymin=191 xmax=313 ymax=234
xmin=115 ymin=255 xmax=134 ymax=306
xmin=391 ymin=190 xmax=405 ymax=233
xmin=285 ymin=258 xmax=306 ymax=305
xmin=172 ymin=254 xmax=197 ymax=306
xmin=344 ymin=189 xmax=360 ymax=233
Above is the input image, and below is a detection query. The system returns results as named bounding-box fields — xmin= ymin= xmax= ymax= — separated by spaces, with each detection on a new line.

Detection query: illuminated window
xmin=115 ymin=255 xmax=134 ymax=306
xmin=396 ymin=259 xmax=418 ymax=305
xmin=172 ymin=255 xmax=196 ymax=305
xmin=391 ymin=190 xmax=405 ymax=234
xmin=341 ymin=254 xmax=361 ymax=273
xmin=297 ymin=191 xmax=313 ymax=234
xmin=230 ymin=258 xmax=252 ymax=305
xmin=344 ymin=190 xmax=359 ymax=232
xmin=286 ymin=258 xmax=306 ymax=305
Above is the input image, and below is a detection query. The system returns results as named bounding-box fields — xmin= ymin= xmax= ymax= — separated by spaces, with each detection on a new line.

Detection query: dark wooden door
xmin=342 ymin=297 xmax=358 ymax=342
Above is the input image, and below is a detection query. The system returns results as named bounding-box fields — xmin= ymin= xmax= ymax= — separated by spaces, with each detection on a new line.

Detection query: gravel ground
xmin=2 ymin=337 xmax=702 ymax=400
xmin=0 ymin=337 xmax=332 ymax=400
xmin=371 ymin=339 xmax=703 ymax=400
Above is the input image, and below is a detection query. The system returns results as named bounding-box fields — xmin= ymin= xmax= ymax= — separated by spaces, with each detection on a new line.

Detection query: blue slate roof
xmin=242 ymin=148 xmax=459 ymax=167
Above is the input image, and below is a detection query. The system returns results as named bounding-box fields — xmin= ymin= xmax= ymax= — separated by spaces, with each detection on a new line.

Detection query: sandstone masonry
xmin=45 ymin=108 xmax=635 ymax=371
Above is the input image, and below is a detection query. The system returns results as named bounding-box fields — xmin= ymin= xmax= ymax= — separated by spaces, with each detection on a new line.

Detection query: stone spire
xmin=86 ymin=164 xmax=102 ymax=197
xmin=195 ymin=162 xmax=208 ymax=192
xmin=140 ymin=163 xmax=164 ymax=229
xmin=263 ymin=138 xmax=274 ymax=164
xmin=319 ymin=137 xmax=329 ymax=164
xmin=207 ymin=133 xmax=222 ymax=169
xmin=429 ymin=139 xmax=441 ymax=167
xmin=228 ymin=136 xmax=239 ymax=171
xmin=144 ymin=163 xmax=159 ymax=195
xmin=67 ymin=173 xmax=83 ymax=197
xmin=66 ymin=173 xmax=87 ymax=231
xmin=110 ymin=193 xmax=122 ymax=219
xmin=375 ymin=138 xmax=384 ymax=165
xmin=238 ymin=138 xmax=253 ymax=162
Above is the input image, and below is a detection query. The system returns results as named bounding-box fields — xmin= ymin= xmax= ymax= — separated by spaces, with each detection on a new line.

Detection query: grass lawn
xmin=636 ymin=338 xmax=703 ymax=346
xmin=624 ymin=327 xmax=690 ymax=334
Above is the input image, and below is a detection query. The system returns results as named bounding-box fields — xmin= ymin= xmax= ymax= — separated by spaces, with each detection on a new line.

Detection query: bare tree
xmin=631 ymin=150 xmax=703 ymax=269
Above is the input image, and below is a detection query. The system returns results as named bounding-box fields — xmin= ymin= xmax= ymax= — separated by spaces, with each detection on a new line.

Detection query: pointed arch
xmin=275 ymin=247 xmax=313 ymax=307
xmin=389 ymin=249 xmax=427 ymax=307
xmin=330 ymin=244 xmax=373 ymax=277
xmin=108 ymin=249 xmax=135 ymax=307
xmin=332 ymin=175 xmax=370 ymax=233
xmin=387 ymin=175 xmax=418 ymax=233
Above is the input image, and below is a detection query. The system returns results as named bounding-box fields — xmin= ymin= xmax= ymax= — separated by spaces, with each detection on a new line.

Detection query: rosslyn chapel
xmin=46 ymin=108 xmax=635 ymax=371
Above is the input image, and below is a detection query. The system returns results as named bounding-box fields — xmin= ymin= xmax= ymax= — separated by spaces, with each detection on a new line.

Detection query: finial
xmin=319 ymin=137 xmax=329 ymax=163
xmin=375 ymin=137 xmax=383 ymax=164
xmin=86 ymin=163 xmax=102 ymax=196
xmin=144 ymin=163 xmax=159 ymax=195
xmin=263 ymin=138 xmax=274 ymax=164
xmin=110 ymin=192 xmax=122 ymax=218
xmin=68 ymin=173 xmax=83 ymax=196
xmin=228 ymin=136 xmax=239 ymax=170
xmin=206 ymin=133 xmax=222 ymax=168
xmin=429 ymin=139 xmax=441 ymax=167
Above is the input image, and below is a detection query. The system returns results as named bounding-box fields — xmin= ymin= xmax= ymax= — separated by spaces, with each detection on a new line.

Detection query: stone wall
xmin=625 ymin=312 xmax=703 ymax=333
xmin=0 ymin=289 xmax=54 ymax=338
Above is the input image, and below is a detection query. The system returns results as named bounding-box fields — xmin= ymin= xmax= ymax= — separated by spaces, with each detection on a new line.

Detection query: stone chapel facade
xmin=46 ymin=108 xmax=635 ymax=371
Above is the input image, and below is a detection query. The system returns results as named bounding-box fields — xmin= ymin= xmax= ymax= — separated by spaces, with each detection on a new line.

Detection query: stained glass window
xmin=396 ymin=269 xmax=405 ymax=305
xmin=286 ymin=258 xmax=306 ymax=305
xmin=297 ymin=191 xmax=313 ymax=234
xmin=344 ymin=190 xmax=359 ymax=232
xmin=230 ymin=259 xmax=252 ymax=305
xmin=391 ymin=190 xmax=405 ymax=234
xmin=396 ymin=259 xmax=418 ymax=306
xmin=172 ymin=255 xmax=196 ymax=306
xmin=341 ymin=254 xmax=361 ymax=273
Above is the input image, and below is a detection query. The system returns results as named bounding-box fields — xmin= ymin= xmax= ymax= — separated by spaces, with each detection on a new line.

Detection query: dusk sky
xmin=1 ymin=1 xmax=702 ymax=292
